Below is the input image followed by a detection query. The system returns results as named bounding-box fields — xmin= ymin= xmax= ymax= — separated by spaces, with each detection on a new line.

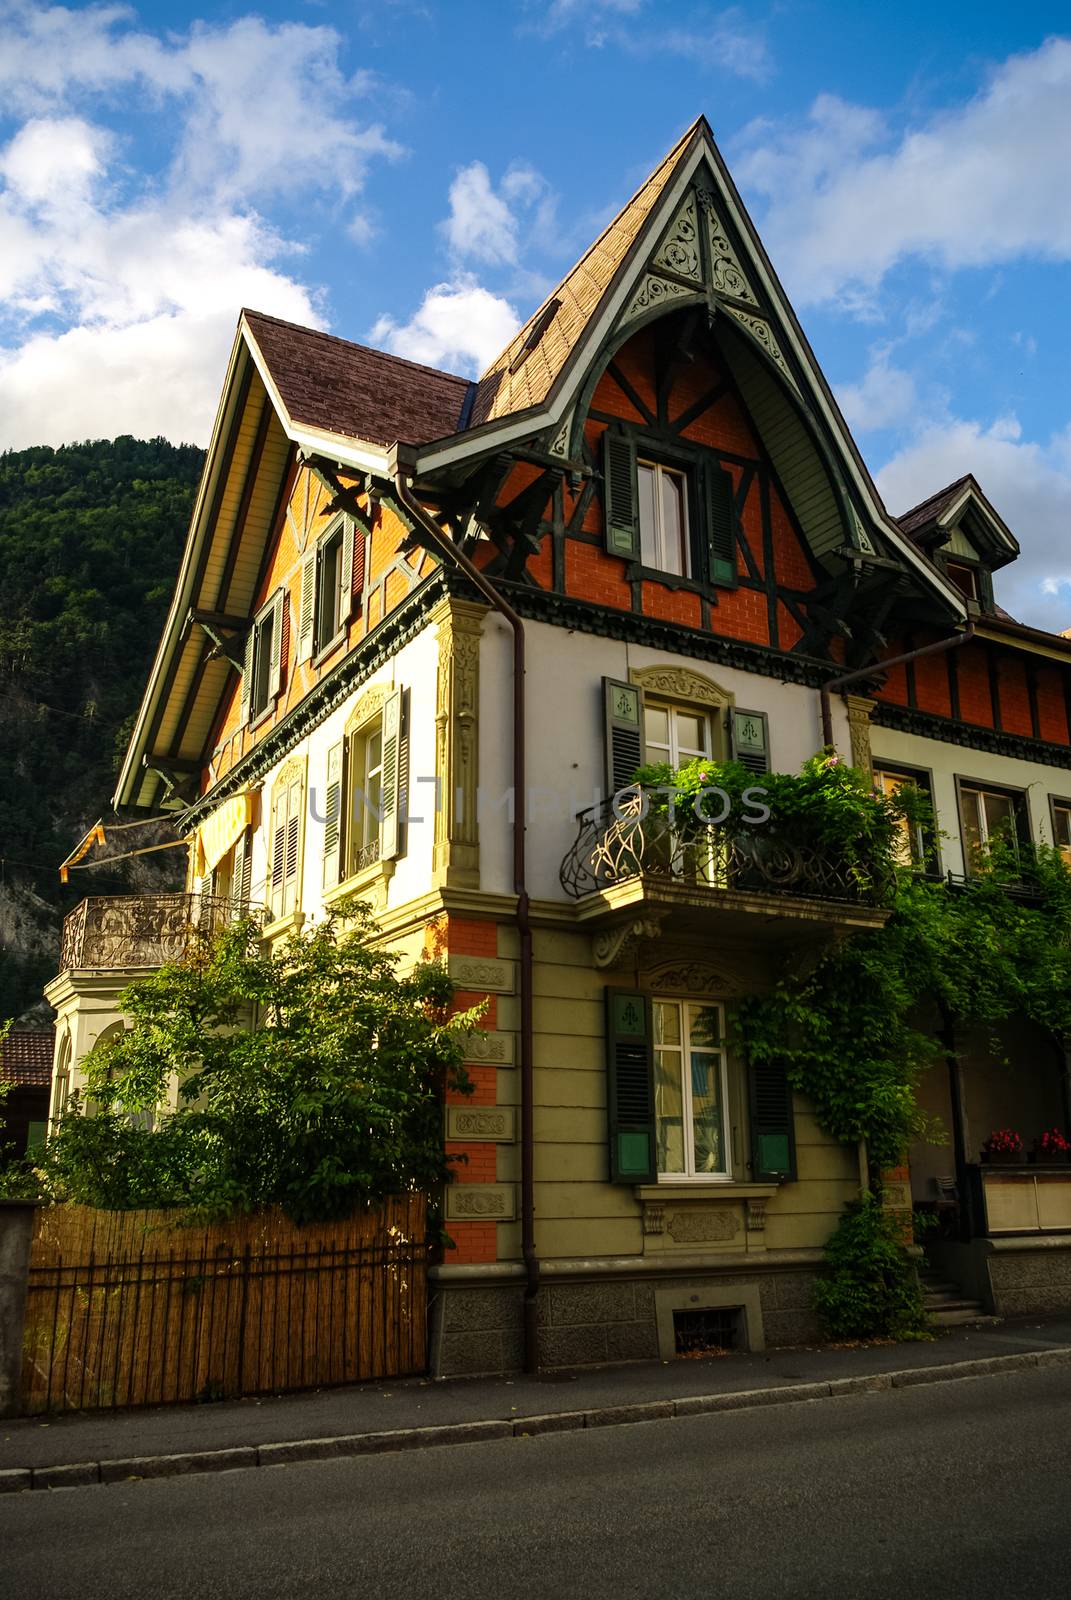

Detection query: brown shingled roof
xmin=1 ymin=1031 xmax=54 ymax=1087
xmin=469 ymin=119 xmax=706 ymax=429
xmin=243 ymin=311 xmax=472 ymax=448
xmin=896 ymin=476 xmax=974 ymax=539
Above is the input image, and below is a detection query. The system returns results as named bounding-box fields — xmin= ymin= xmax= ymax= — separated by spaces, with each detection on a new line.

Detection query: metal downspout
xmin=385 ymin=448 xmax=540 ymax=1375
xmin=819 ymin=623 xmax=976 ymax=751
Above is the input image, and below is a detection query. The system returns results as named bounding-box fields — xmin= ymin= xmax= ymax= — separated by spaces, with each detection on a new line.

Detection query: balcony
xmin=559 ymin=792 xmax=890 ymax=949
xmin=58 ymin=893 xmax=260 ymax=973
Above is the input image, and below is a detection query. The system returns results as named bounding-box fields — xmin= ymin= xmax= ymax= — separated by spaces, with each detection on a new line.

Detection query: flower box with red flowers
xmin=982 ymin=1129 xmax=1024 ymax=1165
xmin=1030 ymin=1129 xmax=1071 ymax=1165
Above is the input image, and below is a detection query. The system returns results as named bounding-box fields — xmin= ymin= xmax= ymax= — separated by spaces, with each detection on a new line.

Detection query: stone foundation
xmin=927 ymin=1236 xmax=1071 ymax=1317
xmin=429 ymin=1260 xmax=825 ymax=1377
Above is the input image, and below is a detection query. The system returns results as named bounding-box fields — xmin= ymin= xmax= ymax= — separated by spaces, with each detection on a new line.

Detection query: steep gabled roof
xmin=895 ymin=473 xmax=1019 ymax=567
xmin=469 ymin=122 xmax=701 ymax=428
xmin=243 ymin=311 xmax=471 ymax=449
xmin=897 ymin=476 xmax=974 ymax=538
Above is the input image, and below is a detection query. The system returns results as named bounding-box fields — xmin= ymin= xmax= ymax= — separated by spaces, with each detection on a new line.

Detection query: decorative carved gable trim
xmin=630 ymin=665 xmax=734 ymax=709
xmin=622 ymin=273 xmax=694 ymax=327
xmin=652 ymin=190 xmax=703 ymax=284
xmin=723 ymin=307 xmax=799 ymax=392
xmin=344 ymin=682 xmax=390 ymax=736
xmin=695 ymin=186 xmax=758 ymax=306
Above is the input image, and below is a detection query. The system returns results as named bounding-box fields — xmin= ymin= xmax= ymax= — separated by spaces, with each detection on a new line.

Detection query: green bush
xmin=38 ymin=903 xmax=481 ymax=1222
xmin=813 ymin=1195 xmax=928 ymax=1340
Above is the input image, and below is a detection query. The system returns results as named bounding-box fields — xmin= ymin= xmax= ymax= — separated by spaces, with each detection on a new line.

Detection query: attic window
xmin=946 ymin=561 xmax=978 ymax=602
xmin=507 ymin=298 xmax=561 ymax=374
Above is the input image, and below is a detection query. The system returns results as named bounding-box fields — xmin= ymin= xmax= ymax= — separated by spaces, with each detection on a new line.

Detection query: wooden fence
xmin=20 ymin=1196 xmax=427 ymax=1414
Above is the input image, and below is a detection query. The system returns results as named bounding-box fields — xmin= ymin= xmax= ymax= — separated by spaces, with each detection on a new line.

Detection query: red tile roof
xmin=243 ymin=311 xmax=472 ymax=448
xmin=1 ymin=1031 xmax=54 ymax=1087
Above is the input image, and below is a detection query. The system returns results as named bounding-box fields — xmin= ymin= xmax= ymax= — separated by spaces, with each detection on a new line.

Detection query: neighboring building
xmin=1 ymin=1031 xmax=53 ymax=1159
xmin=45 ymin=119 xmax=1071 ymax=1369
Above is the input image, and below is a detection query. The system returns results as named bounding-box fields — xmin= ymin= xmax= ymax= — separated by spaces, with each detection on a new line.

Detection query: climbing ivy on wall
xmin=739 ymin=831 xmax=1071 ymax=1173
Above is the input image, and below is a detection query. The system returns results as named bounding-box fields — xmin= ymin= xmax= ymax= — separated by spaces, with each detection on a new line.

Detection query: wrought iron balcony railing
xmin=59 ymin=893 xmax=263 ymax=973
xmin=559 ymin=791 xmax=887 ymax=906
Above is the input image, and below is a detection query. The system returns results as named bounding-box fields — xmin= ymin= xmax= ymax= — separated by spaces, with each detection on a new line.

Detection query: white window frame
xmin=653 ymin=998 xmax=732 ymax=1182
xmin=959 ymin=781 xmax=1023 ymax=873
xmin=873 ymin=765 xmax=928 ymax=868
xmin=637 ymin=459 xmax=690 ymax=577
xmin=643 ymin=700 xmax=713 ymax=767
xmin=1051 ymin=797 xmax=1071 ymax=867
xmin=346 ymin=715 xmax=385 ymax=877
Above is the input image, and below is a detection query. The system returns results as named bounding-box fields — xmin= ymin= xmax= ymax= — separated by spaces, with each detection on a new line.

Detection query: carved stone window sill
xmin=323 ymin=857 xmax=396 ymax=913
xmin=635 ymin=1183 xmax=779 ymax=1202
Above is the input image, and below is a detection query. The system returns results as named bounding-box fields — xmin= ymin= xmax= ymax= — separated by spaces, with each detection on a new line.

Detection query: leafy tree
xmin=0 ymin=438 xmax=203 ymax=1017
xmin=38 ymin=905 xmax=480 ymax=1222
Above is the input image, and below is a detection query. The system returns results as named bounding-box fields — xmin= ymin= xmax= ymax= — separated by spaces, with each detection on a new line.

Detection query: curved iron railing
xmin=59 ymin=893 xmax=264 ymax=972
xmin=559 ymin=791 xmax=885 ymax=905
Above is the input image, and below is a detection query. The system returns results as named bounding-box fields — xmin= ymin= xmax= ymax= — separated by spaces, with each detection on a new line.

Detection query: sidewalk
xmin=4 ymin=1313 xmax=1071 ymax=1489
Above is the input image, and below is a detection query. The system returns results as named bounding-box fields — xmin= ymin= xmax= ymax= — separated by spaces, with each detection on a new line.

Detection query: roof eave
xmin=114 ymin=326 xmax=252 ymax=809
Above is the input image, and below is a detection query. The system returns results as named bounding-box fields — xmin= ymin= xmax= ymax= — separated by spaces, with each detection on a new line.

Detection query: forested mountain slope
xmin=0 ymin=438 xmax=204 ymax=1020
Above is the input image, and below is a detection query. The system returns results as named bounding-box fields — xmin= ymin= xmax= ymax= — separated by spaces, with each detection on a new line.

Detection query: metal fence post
xmin=0 ymin=1200 xmax=40 ymax=1418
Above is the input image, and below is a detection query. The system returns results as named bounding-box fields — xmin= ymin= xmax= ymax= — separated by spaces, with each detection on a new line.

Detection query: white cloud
xmin=530 ymin=0 xmax=768 ymax=77
xmin=0 ymin=304 xmax=310 ymax=449
xmin=877 ymin=417 xmax=1071 ymax=632
xmin=370 ymin=279 xmax=520 ymax=374
xmin=442 ymin=163 xmax=521 ymax=266
xmin=736 ymin=38 xmax=1071 ymax=305
xmin=538 ymin=0 xmax=642 ymax=34
xmin=0 ymin=115 xmax=111 ymax=210
xmin=440 ymin=160 xmax=555 ymax=269
xmin=836 ymin=351 xmax=918 ymax=433
xmin=0 ymin=8 xmax=402 ymax=447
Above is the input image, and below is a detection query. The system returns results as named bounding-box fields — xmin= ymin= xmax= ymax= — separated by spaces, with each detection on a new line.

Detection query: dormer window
xmin=946 ymin=561 xmax=978 ymax=603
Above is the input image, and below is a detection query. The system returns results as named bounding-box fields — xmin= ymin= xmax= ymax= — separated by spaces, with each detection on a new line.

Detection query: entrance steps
xmin=919 ymin=1265 xmax=1001 ymax=1329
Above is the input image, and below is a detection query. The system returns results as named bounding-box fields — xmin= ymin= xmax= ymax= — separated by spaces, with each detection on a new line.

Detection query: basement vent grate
xmin=673 ymin=1306 xmax=739 ymax=1356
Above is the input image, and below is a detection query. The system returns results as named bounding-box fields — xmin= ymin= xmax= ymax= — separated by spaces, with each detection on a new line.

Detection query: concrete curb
xmin=5 ymin=1345 xmax=1070 ymax=1493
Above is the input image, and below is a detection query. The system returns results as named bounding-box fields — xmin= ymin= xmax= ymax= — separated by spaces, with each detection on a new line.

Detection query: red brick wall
xmin=432 ymin=916 xmax=506 ymax=1267
xmin=543 ymin=324 xmax=816 ymax=653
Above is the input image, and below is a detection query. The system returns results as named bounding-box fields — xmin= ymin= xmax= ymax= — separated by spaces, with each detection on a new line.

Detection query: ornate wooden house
xmin=46 ymin=118 xmax=1071 ymax=1369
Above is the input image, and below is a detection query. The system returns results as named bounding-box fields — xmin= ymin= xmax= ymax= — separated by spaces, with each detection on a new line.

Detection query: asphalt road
xmin=4 ymin=1366 xmax=1071 ymax=1600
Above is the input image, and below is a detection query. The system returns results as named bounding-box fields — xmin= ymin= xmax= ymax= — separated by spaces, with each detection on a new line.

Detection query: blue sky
xmin=1 ymin=1 xmax=1070 ymax=627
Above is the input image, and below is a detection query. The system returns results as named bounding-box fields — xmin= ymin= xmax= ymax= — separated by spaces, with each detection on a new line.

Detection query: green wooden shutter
xmin=728 ymin=707 xmax=770 ymax=774
xmin=297 ymin=553 xmax=316 ymax=663
xmin=322 ymin=739 xmax=344 ymax=889
xmin=605 ymin=988 xmax=656 ymax=1182
xmin=603 ymin=431 xmax=639 ymax=559
xmin=267 ymin=590 xmax=284 ymax=701
xmin=379 ymin=686 xmax=403 ymax=862
xmin=749 ymin=1055 xmax=797 ymax=1181
xmin=239 ymin=623 xmax=255 ymax=724
xmin=603 ymin=677 xmax=646 ymax=797
xmin=339 ymin=518 xmax=355 ymax=624
xmin=705 ymin=462 xmax=737 ymax=586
